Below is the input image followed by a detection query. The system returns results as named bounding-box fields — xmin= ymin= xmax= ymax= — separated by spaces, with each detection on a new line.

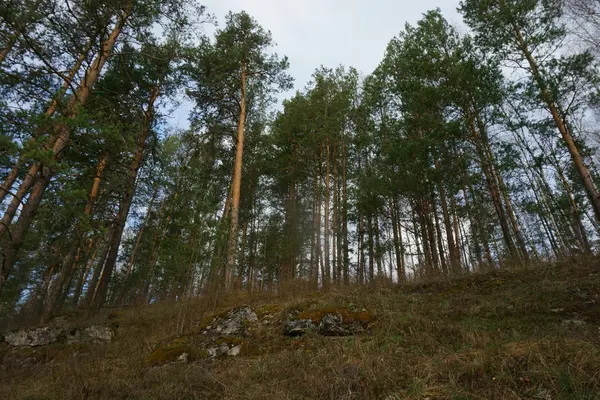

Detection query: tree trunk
xmin=140 ymin=191 xmax=179 ymax=303
xmin=450 ymin=196 xmax=463 ymax=272
xmin=0 ymin=37 xmax=94 ymax=205
xmin=374 ymin=216 xmax=383 ymax=277
xmin=225 ymin=60 xmax=247 ymax=291
xmin=433 ymin=198 xmax=448 ymax=275
xmin=81 ymin=239 xmax=110 ymax=308
xmin=391 ymin=197 xmax=405 ymax=282
xmin=435 ymin=160 xmax=460 ymax=273
xmin=93 ymin=85 xmax=161 ymax=309
xmin=483 ymin=139 xmax=530 ymax=263
xmin=324 ymin=141 xmax=331 ymax=287
xmin=556 ymin=158 xmax=592 ymax=254
xmin=358 ymin=215 xmax=365 ymax=285
xmin=466 ymin=113 xmax=519 ymax=262
xmin=117 ymin=184 xmax=159 ymax=303
xmin=367 ymin=215 xmax=375 ymax=283
xmin=513 ymin=23 xmax=600 ymax=223
xmin=125 ymin=184 xmax=159 ymax=278
xmin=72 ymin=239 xmax=99 ymax=307
xmin=0 ymin=9 xmax=130 ymax=289
xmin=41 ymin=153 xmax=108 ymax=321
xmin=342 ymin=143 xmax=350 ymax=285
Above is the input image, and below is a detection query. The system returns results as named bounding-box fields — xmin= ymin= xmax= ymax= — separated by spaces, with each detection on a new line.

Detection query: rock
xmin=3 ymin=325 xmax=113 ymax=347
xmin=3 ymin=326 xmax=61 ymax=347
xmin=176 ymin=352 xmax=188 ymax=363
xmin=319 ymin=313 xmax=364 ymax=336
xmin=147 ymin=338 xmax=193 ymax=366
xmin=65 ymin=326 xmax=113 ymax=344
xmin=533 ymin=388 xmax=552 ymax=400
xmin=284 ymin=308 xmax=374 ymax=337
xmin=205 ymin=339 xmax=246 ymax=358
xmin=148 ymin=335 xmax=246 ymax=365
xmin=562 ymin=319 xmax=586 ymax=327
xmin=284 ymin=319 xmax=316 ymax=336
xmin=228 ymin=345 xmax=242 ymax=356
xmin=202 ymin=306 xmax=258 ymax=337
xmin=207 ymin=346 xmax=218 ymax=358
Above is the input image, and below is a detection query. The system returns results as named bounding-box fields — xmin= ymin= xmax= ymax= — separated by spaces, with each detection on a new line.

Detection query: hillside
xmin=1 ymin=259 xmax=599 ymax=400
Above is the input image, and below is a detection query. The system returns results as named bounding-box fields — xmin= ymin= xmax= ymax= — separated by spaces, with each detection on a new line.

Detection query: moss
xmin=146 ymin=337 xmax=199 ymax=366
xmin=0 ymin=343 xmax=9 ymax=360
xmin=214 ymin=336 xmax=246 ymax=346
xmin=146 ymin=335 xmax=252 ymax=365
xmin=256 ymin=304 xmax=281 ymax=318
xmin=293 ymin=308 xmax=375 ymax=326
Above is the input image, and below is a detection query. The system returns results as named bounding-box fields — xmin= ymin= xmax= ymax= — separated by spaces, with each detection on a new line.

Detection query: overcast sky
xmin=170 ymin=0 xmax=463 ymax=128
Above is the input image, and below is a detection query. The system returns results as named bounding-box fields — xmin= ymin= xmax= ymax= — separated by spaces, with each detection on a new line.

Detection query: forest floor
xmin=1 ymin=258 xmax=600 ymax=400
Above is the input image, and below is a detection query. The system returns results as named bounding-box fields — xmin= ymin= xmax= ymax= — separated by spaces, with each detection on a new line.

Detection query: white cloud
xmin=169 ymin=0 xmax=463 ymax=129
xmin=201 ymin=0 xmax=462 ymax=91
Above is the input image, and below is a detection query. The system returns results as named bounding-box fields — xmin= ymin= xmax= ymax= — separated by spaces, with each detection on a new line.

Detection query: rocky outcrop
xmin=200 ymin=306 xmax=258 ymax=336
xmin=146 ymin=305 xmax=374 ymax=366
xmin=284 ymin=308 xmax=375 ymax=336
xmin=146 ymin=335 xmax=248 ymax=366
xmin=65 ymin=326 xmax=113 ymax=344
xmin=148 ymin=307 xmax=260 ymax=366
xmin=3 ymin=325 xmax=113 ymax=347
xmin=3 ymin=326 xmax=61 ymax=347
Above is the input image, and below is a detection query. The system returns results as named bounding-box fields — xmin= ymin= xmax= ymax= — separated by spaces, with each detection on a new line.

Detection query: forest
xmin=1 ymin=0 xmax=599 ymax=322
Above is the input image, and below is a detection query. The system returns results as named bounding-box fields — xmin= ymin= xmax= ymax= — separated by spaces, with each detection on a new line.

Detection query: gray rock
xmin=319 ymin=314 xmax=366 ymax=336
xmin=562 ymin=319 xmax=586 ymax=327
xmin=202 ymin=306 xmax=258 ymax=337
xmin=176 ymin=352 xmax=189 ymax=363
xmin=3 ymin=325 xmax=113 ymax=347
xmin=205 ymin=342 xmax=243 ymax=358
xmin=207 ymin=347 xmax=218 ymax=358
xmin=65 ymin=326 xmax=113 ymax=344
xmin=228 ymin=345 xmax=242 ymax=356
xmin=3 ymin=326 xmax=61 ymax=347
xmin=284 ymin=312 xmax=368 ymax=337
xmin=284 ymin=318 xmax=316 ymax=336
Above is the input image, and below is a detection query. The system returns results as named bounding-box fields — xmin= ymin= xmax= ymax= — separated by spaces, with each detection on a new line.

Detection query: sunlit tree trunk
xmin=225 ymin=60 xmax=247 ymax=291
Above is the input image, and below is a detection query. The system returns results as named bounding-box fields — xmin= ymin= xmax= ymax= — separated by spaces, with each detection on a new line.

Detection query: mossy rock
xmin=293 ymin=307 xmax=375 ymax=325
xmin=214 ymin=336 xmax=247 ymax=347
xmin=146 ymin=337 xmax=208 ymax=366
xmin=285 ymin=307 xmax=375 ymax=336
xmin=199 ymin=306 xmax=258 ymax=337
xmin=146 ymin=335 xmax=249 ymax=366
xmin=256 ymin=304 xmax=281 ymax=318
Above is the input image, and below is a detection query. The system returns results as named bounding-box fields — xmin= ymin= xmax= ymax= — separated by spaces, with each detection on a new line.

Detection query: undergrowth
xmin=1 ymin=258 xmax=599 ymax=399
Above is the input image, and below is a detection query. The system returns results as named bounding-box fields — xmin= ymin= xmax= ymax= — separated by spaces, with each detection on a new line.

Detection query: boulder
xmin=147 ymin=336 xmax=246 ymax=366
xmin=284 ymin=319 xmax=316 ymax=336
xmin=201 ymin=306 xmax=258 ymax=336
xmin=206 ymin=341 xmax=243 ymax=358
xmin=3 ymin=325 xmax=113 ymax=347
xmin=284 ymin=308 xmax=374 ymax=337
xmin=3 ymin=326 xmax=62 ymax=347
xmin=65 ymin=326 xmax=113 ymax=344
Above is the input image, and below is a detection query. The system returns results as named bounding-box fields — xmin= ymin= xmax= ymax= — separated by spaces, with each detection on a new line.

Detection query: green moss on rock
xmin=294 ymin=308 xmax=375 ymax=326
xmin=146 ymin=337 xmax=208 ymax=366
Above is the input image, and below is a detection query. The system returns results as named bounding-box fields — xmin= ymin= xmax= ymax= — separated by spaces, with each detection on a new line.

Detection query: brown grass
xmin=1 ymin=258 xmax=600 ymax=399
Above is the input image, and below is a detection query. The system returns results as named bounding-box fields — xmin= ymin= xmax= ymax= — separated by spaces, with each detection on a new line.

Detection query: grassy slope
xmin=1 ymin=258 xmax=599 ymax=400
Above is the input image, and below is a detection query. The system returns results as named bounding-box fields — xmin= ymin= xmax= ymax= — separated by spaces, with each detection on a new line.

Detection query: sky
xmin=170 ymin=0 xmax=463 ymax=129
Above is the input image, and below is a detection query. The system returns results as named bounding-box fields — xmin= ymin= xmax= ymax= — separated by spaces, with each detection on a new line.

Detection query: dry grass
xmin=1 ymin=257 xmax=600 ymax=399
